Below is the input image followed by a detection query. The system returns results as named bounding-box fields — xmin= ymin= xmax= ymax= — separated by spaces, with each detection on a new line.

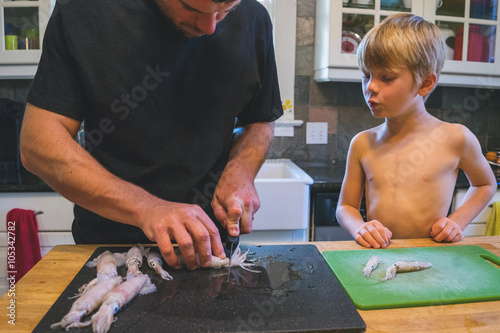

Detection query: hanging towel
xmin=6 ymin=209 xmax=42 ymax=283
xmin=485 ymin=202 xmax=500 ymax=236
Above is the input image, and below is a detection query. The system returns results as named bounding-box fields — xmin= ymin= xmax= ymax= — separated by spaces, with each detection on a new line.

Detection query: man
xmin=20 ymin=0 xmax=282 ymax=270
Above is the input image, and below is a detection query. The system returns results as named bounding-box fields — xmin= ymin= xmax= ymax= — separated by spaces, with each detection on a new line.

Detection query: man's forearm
xmin=227 ymin=121 xmax=275 ymax=178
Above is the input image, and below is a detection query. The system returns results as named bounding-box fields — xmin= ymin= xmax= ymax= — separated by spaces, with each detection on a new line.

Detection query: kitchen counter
xmin=1 ymin=236 xmax=499 ymax=332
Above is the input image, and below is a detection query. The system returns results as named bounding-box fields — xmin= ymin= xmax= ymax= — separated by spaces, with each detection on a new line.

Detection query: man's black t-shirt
xmin=27 ymin=0 xmax=282 ymax=244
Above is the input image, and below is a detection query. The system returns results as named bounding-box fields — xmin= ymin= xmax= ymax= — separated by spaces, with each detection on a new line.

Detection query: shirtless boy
xmin=336 ymin=13 xmax=497 ymax=248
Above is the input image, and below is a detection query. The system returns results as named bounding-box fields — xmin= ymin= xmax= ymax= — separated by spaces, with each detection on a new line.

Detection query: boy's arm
xmin=336 ymin=133 xmax=391 ymax=248
xmin=431 ymin=125 xmax=497 ymax=242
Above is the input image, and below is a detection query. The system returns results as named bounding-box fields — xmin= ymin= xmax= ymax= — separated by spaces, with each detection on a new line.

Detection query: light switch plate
xmin=306 ymin=122 xmax=328 ymax=144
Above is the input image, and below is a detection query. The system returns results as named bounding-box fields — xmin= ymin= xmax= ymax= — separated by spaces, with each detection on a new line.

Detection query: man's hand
xmin=354 ymin=220 xmax=392 ymax=249
xmin=430 ymin=217 xmax=463 ymax=243
xmin=211 ymin=163 xmax=260 ymax=238
xmin=139 ymin=201 xmax=225 ymax=270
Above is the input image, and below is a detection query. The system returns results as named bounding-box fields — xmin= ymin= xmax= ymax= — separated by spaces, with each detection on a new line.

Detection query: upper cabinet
xmin=1 ymin=0 xmax=54 ymax=78
xmin=315 ymin=0 xmax=500 ymax=87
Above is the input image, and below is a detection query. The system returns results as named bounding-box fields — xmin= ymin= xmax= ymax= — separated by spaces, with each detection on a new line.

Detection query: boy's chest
xmin=362 ymin=137 xmax=459 ymax=186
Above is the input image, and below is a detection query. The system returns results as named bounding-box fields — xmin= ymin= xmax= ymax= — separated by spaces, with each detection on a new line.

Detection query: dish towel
xmin=485 ymin=202 xmax=500 ymax=236
xmin=6 ymin=209 xmax=42 ymax=283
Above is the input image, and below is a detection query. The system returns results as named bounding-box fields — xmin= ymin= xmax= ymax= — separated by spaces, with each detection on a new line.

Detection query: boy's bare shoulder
xmin=436 ymin=121 xmax=473 ymax=147
xmin=352 ymin=124 xmax=384 ymax=144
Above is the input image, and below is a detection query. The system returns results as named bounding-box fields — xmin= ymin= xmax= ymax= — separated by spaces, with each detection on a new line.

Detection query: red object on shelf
xmin=454 ymin=25 xmax=489 ymax=62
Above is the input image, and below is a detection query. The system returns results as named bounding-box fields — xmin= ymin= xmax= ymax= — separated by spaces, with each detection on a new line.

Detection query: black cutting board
xmin=35 ymin=245 xmax=366 ymax=332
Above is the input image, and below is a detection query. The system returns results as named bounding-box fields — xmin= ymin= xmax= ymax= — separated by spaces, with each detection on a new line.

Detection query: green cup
xmin=5 ymin=35 xmax=18 ymax=50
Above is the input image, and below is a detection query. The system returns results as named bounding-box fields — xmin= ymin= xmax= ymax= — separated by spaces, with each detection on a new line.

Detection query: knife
xmin=226 ymin=234 xmax=240 ymax=258
xmin=225 ymin=234 xmax=239 ymax=280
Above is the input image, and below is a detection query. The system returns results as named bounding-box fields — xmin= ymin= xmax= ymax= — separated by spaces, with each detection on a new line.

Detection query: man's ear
xmin=417 ymin=72 xmax=437 ymax=96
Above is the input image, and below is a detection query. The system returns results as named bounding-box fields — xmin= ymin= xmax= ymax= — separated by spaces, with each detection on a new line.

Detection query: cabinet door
xmin=425 ymin=0 xmax=500 ymax=77
xmin=315 ymin=0 xmax=424 ymax=80
xmin=1 ymin=0 xmax=53 ymax=64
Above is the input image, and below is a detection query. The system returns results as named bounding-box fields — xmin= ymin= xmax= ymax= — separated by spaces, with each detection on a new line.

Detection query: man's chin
xmin=179 ymin=26 xmax=205 ymax=38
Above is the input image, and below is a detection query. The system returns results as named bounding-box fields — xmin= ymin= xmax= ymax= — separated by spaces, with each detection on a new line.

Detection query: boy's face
xmin=154 ymin=0 xmax=241 ymax=38
xmin=362 ymin=67 xmax=422 ymax=119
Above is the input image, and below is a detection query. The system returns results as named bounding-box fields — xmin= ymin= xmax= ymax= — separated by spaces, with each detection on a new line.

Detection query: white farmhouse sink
xmin=241 ymin=159 xmax=313 ymax=243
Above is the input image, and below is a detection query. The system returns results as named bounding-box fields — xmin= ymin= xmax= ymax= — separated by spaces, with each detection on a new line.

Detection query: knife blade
xmin=226 ymin=234 xmax=239 ymax=280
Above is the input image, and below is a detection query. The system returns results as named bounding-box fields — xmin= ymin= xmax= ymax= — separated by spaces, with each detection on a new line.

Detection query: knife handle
xmin=226 ymin=235 xmax=240 ymax=248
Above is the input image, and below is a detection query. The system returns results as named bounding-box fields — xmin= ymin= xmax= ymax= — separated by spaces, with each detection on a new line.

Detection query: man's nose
xmin=196 ymin=13 xmax=218 ymax=35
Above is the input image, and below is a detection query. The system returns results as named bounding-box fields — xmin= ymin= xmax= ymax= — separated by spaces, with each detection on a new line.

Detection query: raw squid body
xmin=381 ymin=261 xmax=432 ymax=281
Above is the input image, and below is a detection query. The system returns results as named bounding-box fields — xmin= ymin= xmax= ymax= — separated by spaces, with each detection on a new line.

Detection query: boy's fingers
xmin=375 ymin=225 xmax=390 ymax=245
xmin=361 ymin=229 xmax=381 ymax=249
xmin=366 ymin=225 xmax=387 ymax=248
xmin=355 ymin=233 xmax=372 ymax=248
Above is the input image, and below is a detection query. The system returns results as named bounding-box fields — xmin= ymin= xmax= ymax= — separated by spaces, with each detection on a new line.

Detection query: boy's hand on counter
xmin=354 ymin=220 xmax=392 ymax=249
xmin=430 ymin=217 xmax=463 ymax=243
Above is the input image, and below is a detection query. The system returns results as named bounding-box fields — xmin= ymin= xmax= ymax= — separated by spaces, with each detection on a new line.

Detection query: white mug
xmin=354 ymin=0 xmax=373 ymax=5
xmin=436 ymin=0 xmax=443 ymax=9
xmin=440 ymin=28 xmax=455 ymax=60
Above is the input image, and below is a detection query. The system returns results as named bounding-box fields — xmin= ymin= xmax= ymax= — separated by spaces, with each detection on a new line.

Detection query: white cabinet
xmin=0 ymin=0 xmax=55 ymax=78
xmin=452 ymin=188 xmax=500 ymax=236
xmin=0 ymin=192 xmax=74 ymax=296
xmin=315 ymin=0 xmax=500 ymax=87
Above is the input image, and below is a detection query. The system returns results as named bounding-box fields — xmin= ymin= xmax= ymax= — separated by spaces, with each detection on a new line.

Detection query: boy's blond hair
xmin=357 ymin=13 xmax=446 ymax=100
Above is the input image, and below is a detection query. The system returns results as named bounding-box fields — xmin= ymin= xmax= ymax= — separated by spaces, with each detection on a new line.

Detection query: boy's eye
xmin=382 ymin=76 xmax=395 ymax=82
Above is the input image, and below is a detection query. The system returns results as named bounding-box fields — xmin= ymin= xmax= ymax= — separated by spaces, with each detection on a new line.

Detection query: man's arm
xmin=432 ymin=125 xmax=497 ymax=242
xmin=20 ymin=103 xmax=224 ymax=269
xmin=211 ymin=120 xmax=275 ymax=237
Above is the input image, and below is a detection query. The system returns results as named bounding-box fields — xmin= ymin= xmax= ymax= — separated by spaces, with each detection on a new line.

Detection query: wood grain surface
xmin=0 ymin=237 xmax=499 ymax=332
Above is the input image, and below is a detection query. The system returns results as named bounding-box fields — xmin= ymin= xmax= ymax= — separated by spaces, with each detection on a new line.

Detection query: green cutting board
xmin=323 ymin=245 xmax=500 ymax=310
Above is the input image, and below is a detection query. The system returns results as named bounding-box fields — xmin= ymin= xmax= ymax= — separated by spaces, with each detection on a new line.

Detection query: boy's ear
xmin=417 ymin=72 xmax=437 ymax=96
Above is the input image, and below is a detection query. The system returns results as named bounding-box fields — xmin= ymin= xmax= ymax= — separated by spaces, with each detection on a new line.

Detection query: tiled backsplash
xmin=267 ymin=0 xmax=500 ymax=167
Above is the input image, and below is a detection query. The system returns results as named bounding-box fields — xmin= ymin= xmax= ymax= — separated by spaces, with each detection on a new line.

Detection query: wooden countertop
xmin=1 ymin=236 xmax=499 ymax=332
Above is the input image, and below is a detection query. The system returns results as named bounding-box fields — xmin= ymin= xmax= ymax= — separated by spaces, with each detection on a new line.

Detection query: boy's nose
xmin=196 ymin=13 xmax=218 ymax=35
xmin=366 ymin=79 xmax=378 ymax=93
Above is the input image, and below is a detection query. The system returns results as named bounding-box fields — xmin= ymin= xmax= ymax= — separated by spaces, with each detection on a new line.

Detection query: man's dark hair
xmin=213 ymin=0 xmax=238 ymax=3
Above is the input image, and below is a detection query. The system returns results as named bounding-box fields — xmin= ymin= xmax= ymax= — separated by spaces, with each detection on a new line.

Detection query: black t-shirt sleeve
xmin=236 ymin=9 xmax=283 ymax=124
xmin=27 ymin=4 xmax=86 ymax=121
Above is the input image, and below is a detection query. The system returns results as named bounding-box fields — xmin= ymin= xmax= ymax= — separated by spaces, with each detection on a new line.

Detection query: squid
xmin=363 ymin=256 xmax=380 ymax=277
xmin=381 ymin=261 xmax=432 ymax=281
xmin=145 ymin=248 xmax=173 ymax=280
xmin=72 ymin=250 xmax=124 ymax=299
xmin=50 ymin=276 xmax=122 ymax=331
xmin=125 ymin=244 xmax=146 ymax=277
xmin=91 ymin=274 xmax=155 ymax=333
xmin=174 ymin=245 xmax=260 ymax=273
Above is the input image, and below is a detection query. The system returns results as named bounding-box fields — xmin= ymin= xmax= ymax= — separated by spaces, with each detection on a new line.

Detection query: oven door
xmin=312 ymin=189 xmax=366 ymax=241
